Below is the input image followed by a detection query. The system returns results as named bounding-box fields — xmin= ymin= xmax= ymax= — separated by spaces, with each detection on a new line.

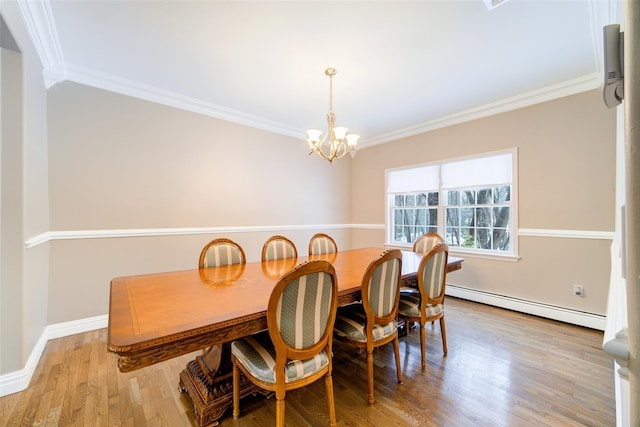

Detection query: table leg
xmin=179 ymin=343 xmax=264 ymax=427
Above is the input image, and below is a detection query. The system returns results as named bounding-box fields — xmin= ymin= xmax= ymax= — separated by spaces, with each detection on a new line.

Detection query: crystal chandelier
xmin=306 ymin=68 xmax=359 ymax=164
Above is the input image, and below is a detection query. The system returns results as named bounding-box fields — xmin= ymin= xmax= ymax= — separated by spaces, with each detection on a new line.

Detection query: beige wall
xmin=46 ymin=82 xmax=353 ymax=324
xmin=352 ymin=90 xmax=616 ymax=315
xmin=1 ymin=44 xmax=24 ymax=374
xmin=1 ymin=1 xmax=50 ymax=375
xmin=45 ymin=86 xmax=616 ymax=323
xmin=48 ymin=82 xmax=352 ymax=230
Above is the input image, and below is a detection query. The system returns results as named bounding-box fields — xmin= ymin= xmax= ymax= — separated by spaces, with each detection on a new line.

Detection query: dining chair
xmin=231 ymin=260 xmax=338 ymax=427
xmin=197 ymin=238 xmax=246 ymax=357
xmin=333 ymin=249 xmax=403 ymax=404
xmin=261 ymin=235 xmax=298 ymax=261
xmin=309 ymin=233 xmax=338 ymax=255
xmin=412 ymin=232 xmax=445 ymax=254
xmin=198 ymin=238 xmax=246 ymax=268
xmin=398 ymin=243 xmax=449 ymax=369
xmin=403 ymin=233 xmax=445 ymax=318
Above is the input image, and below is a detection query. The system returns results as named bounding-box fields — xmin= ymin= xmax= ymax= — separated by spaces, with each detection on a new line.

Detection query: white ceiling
xmin=22 ymin=0 xmax=618 ymax=148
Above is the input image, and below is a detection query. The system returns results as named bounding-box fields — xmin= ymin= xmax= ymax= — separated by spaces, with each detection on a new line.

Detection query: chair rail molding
xmin=518 ymin=228 xmax=615 ymax=240
xmin=25 ymin=224 xmax=385 ymax=249
xmin=26 ymin=225 xmax=612 ymax=249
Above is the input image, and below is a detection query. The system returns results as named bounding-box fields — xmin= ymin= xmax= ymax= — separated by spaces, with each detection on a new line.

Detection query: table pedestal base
xmin=178 ymin=343 xmax=266 ymax=427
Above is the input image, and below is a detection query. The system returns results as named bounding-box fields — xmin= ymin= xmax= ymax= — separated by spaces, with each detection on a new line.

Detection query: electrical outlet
xmin=573 ymin=284 xmax=584 ymax=297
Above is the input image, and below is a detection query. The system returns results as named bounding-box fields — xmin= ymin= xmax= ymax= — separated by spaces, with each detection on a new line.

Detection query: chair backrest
xmin=412 ymin=232 xmax=445 ymax=254
xmin=308 ymin=233 xmax=338 ymax=255
xmin=418 ymin=243 xmax=449 ymax=305
xmin=198 ymin=238 xmax=246 ymax=268
xmin=267 ymin=260 xmax=338 ymax=365
xmin=361 ymin=249 xmax=403 ymax=327
xmin=262 ymin=235 xmax=298 ymax=261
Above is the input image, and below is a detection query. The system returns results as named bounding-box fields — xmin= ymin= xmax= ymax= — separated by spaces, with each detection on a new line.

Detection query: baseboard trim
xmin=0 ymin=331 xmax=47 ymax=397
xmin=1 ymin=289 xmax=605 ymax=397
xmin=447 ymin=284 xmax=606 ymax=330
xmin=46 ymin=314 xmax=108 ymax=340
xmin=0 ymin=315 xmax=108 ymax=397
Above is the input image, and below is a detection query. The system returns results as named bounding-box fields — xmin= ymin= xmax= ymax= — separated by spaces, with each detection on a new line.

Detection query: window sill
xmin=384 ymin=243 xmax=520 ymax=262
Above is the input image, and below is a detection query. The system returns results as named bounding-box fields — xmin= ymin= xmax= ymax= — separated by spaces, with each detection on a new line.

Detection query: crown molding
xmin=358 ymin=73 xmax=601 ymax=149
xmin=19 ymin=0 xmax=607 ymax=144
xmin=59 ymin=67 xmax=600 ymax=148
xmin=63 ymin=63 xmax=303 ymax=139
xmin=16 ymin=0 xmax=64 ymax=88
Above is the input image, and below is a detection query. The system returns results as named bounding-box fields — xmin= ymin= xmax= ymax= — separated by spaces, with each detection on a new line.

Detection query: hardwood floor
xmin=0 ymin=297 xmax=615 ymax=426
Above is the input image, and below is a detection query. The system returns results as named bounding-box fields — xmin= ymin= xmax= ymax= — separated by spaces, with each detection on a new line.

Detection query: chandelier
xmin=306 ymin=68 xmax=359 ymax=163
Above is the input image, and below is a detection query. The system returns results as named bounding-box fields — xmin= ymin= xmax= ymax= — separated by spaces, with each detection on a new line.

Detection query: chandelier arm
xmin=317 ymin=131 xmax=329 ymax=147
xmin=318 ymin=143 xmax=333 ymax=161
xmin=315 ymin=147 xmax=331 ymax=162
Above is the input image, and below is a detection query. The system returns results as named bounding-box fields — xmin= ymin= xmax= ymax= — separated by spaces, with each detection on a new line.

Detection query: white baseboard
xmin=0 ymin=331 xmax=48 ymax=397
xmin=446 ymin=284 xmax=606 ymax=331
xmin=0 ymin=315 xmax=108 ymax=397
xmin=45 ymin=314 xmax=108 ymax=340
xmin=0 ymin=291 xmax=604 ymax=397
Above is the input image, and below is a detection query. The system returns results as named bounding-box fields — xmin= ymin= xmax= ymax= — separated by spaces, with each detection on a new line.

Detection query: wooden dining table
xmin=107 ymin=247 xmax=463 ymax=426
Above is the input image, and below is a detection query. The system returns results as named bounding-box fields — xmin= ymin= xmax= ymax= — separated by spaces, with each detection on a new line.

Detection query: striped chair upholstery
xmin=398 ymin=243 xmax=449 ymax=369
xmin=262 ymin=235 xmax=298 ymax=261
xmin=231 ymin=261 xmax=338 ymax=427
xmin=412 ymin=232 xmax=445 ymax=254
xmin=198 ymin=238 xmax=246 ymax=268
xmin=309 ymin=233 xmax=338 ymax=255
xmin=333 ymin=304 xmax=397 ymax=343
xmin=333 ymin=249 xmax=403 ymax=404
xmin=231 ymin=332 xmax=330 ymax=384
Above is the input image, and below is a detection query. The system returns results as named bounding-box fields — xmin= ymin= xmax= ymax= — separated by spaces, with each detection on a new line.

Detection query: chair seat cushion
xmin=231 ymin=332 xmax=329 ymax=384
xmin=398 ymin=292 xmax=444 ymax=318
xmin=334 ymin=303 xmax=398 ymax=343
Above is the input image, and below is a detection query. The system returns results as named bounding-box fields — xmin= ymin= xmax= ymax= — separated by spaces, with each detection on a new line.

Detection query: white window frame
xmin=385 ymin=148 xmax=519 ymax=261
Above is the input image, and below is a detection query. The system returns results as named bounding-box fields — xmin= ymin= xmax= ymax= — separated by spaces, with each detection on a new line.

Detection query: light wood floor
xmin=0 ymin=297 xmax=615 ymax=426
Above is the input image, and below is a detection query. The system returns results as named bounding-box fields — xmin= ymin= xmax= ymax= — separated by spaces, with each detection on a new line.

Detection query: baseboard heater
xmin=445 ymin=284 xmax=606 ymax=331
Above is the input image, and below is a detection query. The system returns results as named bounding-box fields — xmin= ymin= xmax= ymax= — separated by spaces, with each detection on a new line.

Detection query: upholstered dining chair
xmin=197 ymin=238 xmax=247 ymax=356
xmin=231 ymin=260 xmax=338 ymax=427
xmin=398 ymin=243 xmax=449 ymax=369
xmin=309 ymin=233 xmax=338 ymax=255
xmin=262 ymin=235 xmax=298 ymax=261
xmin=412 ymin=232 xmax=445 ymax=254
xmin=333 ymin=249 xmax=403 ymax=404
xmin=403 ymin=233 xmax=445 ymax=315
xmin=198 ymin=238 xmax=246 ymax=268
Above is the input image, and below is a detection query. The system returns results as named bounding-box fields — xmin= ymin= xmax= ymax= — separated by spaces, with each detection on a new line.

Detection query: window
xmin=392 ymin=192 xmax=439 ymax=243
xmin=386 ymin=150 xmax=517 ymax=257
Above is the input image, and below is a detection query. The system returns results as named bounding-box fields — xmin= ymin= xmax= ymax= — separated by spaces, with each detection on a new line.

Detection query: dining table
xmin=107 ymin=247 xmax=463 ymax=426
